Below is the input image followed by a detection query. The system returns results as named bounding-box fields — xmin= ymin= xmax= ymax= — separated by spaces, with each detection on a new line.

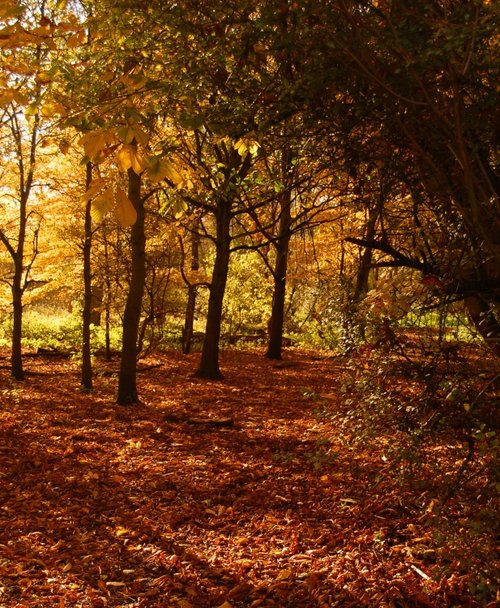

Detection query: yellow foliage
xmin=114 ymin=187 xmax=137 ymax=228
xmin=116 ymin=144 xmax=144 ymax=173
xmin=146 ymin=156 xmax=182 ymax=184
xmin=91 ymin=188 xmax=114 ymax=223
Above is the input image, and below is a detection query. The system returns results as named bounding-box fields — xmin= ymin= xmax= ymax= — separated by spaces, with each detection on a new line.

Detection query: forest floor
xmin=0 ymin=343 xmax=498 ymax=608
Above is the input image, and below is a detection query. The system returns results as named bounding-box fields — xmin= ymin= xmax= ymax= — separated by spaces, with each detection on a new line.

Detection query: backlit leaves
xmin=146 ymin=155 xmax=182 ymax=185
xmin=116 ymin=144 xmax=145 ymax=174
xmin=82 ymin=180 xmax=137 ymax=228
xmin=78 ymin=130 xmax=116 ymax=162
xmin=114 ymin=186 xmax=137 ymax=228
xmin=90 ymin=187 xmax=114 ymax=224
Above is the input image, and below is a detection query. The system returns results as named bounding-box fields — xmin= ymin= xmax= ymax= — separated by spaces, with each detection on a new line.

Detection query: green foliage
xmin=0 ymin=308 xmax=123 ymax=354
xmin=222 ymin=251 xmax=272 ymax=338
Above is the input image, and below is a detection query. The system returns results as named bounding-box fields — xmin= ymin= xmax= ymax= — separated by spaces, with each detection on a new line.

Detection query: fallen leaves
xmin=0 ymin=348 xmax=497 ymax=607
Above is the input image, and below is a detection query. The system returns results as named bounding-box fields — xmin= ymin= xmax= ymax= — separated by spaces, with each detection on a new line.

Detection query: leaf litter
xmin=0 ymin=347 xmax=498 ymax=607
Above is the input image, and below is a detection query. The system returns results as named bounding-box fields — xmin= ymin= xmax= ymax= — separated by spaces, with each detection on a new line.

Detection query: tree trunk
xmin=195 ymin=199 xmax=231 ymax=379
xmin=343 ymin=202 xmax=379 ymax=347
xmin=266 ymin=226 xmax=291 ymax=360
xmin=266 ymin=147 xmax=293 ymax=360
xmin=81 ymin=161 xmax=93 ymax=390
xmin=103 ymin=224 xmax=112 ymax=360
xmin=117 ymin=167 xmax=146 ymax=404
xmin=182 ymin=229 xmax=201 ymax=355
xmin=11 ymin=268 xmax=24 ymax=381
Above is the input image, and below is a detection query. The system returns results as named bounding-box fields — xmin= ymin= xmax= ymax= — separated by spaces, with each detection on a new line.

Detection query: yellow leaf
xmin=81 ymin=178 xmax=107 ymax=202
xmin=91 ymin=188 xmax=114 ymax=223
xmin=131 ymin=124 xmax=149 ymax=145
xmin=101 ymin=69 xmax=115 ymax=82
xmin=59 ymin=139 xmax=70 ymax=154
xmin=173 ymin=197 xmax=188 ymax=218
xmin=66 ymin=32 xmax=84 ymax=49
xmin=234 ymin=139 xmax=247 ymax=156
xmin=32 ymin=25 xmax=51 ymax=37
xmin=116 ymin=145 xmax=144 ymax=173
xmin=79 ymin=131 xmax=107 ymax=160
xmin=114 ymin=187 xmax=137 ymax=228
xmin=116 ymin=146 xmax=132 ymax=171
xmin=41 ymin=101 xmax=65 ymax=117
xmin=130 ymin=149 xmax=145 ymax=174
xmin=115 ymin=526 xmax=128 ymax=537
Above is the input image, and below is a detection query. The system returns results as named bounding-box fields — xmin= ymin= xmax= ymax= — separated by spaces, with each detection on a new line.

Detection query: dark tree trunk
xmin=265 ymin=214 xmax=291 ymax=360
xmin=11 ymin=270 xmax=24 ymax=381
xmin=182 ymin=229 xmax=201 ymax=355
xmin=103 ymin=225 xmax=112 ymax=360
xmin=266 ymin=145 xmax=293 ymax=360
xmin=343 ymin=202 xmax=379 ymax=347
xmin=117 ymin=167 xmax=146 ymax=405
xmin=10 ymin=178 xmax=30 ymax=382
xmin=81 ymin=161 xmax=93 ymax=390
xmin=195 ymin=199 xmax=231 ymax=379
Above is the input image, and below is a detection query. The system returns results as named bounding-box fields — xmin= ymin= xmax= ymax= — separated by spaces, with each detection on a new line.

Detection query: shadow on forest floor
xmin=0 ymin=346 xmax=498 ymax=607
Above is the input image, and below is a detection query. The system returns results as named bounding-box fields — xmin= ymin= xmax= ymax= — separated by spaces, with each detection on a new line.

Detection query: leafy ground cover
xmin=0 ymin=346 xmax=498 ymax=607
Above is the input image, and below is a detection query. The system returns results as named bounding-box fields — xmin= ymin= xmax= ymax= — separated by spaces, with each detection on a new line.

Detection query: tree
xmin=81 ymin=161 xmax=93 ymax=389
xmin=0 ymin=0 xmax=55 ymax=379
xmin=297 ymin=0 xmax=500 ymax=354
xmin=116 ymin=163 xmax=145 ymax=404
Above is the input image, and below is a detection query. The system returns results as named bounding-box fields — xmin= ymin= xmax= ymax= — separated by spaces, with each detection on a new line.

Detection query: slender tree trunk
xmin=117 ymin=167 xmax=146 ymax=404
xmin=345 ymin=202 xmax=379 ymax=346
xmin=103 ymin=225 xmax=112 ymax=360
xmin=182 ymin=229 xmax=201 ymax=354
xmin=8 ymin=116 xmax=35 ymax=380
xmin=81 ymin=161 xmax=93 ymax=390
xmin=11 ymin=267 xmax=24 ymax=380
xmin=195 ymin=199 xmax=231 ymax=379
xmin=266 ymin=211 xmax=291 ymax=360
xmin=266 ymin=145 xmax=293 ymax=360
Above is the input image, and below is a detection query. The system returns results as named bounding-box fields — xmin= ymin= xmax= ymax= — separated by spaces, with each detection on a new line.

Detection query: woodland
xmin=0 ymin=0 xmax=499 ymax=607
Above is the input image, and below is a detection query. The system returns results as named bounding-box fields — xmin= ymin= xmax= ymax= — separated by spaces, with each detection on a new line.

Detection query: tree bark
xmin=11 ymin=270 xmax=24 ymax=381
xmin=182 ymin=229 xmax=201 ymax=354
xmin=266 ymin=144 xmax=293 ymax=360
xmin=117 ymin=167 xmax=146 ymax=404
xmin=195 ymin=199 xmax=231 ymax=379
xmin=81 ymin=161 xmax=93 ymax=390
xmin=265 ymin=205 xmax=291 ymax=359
